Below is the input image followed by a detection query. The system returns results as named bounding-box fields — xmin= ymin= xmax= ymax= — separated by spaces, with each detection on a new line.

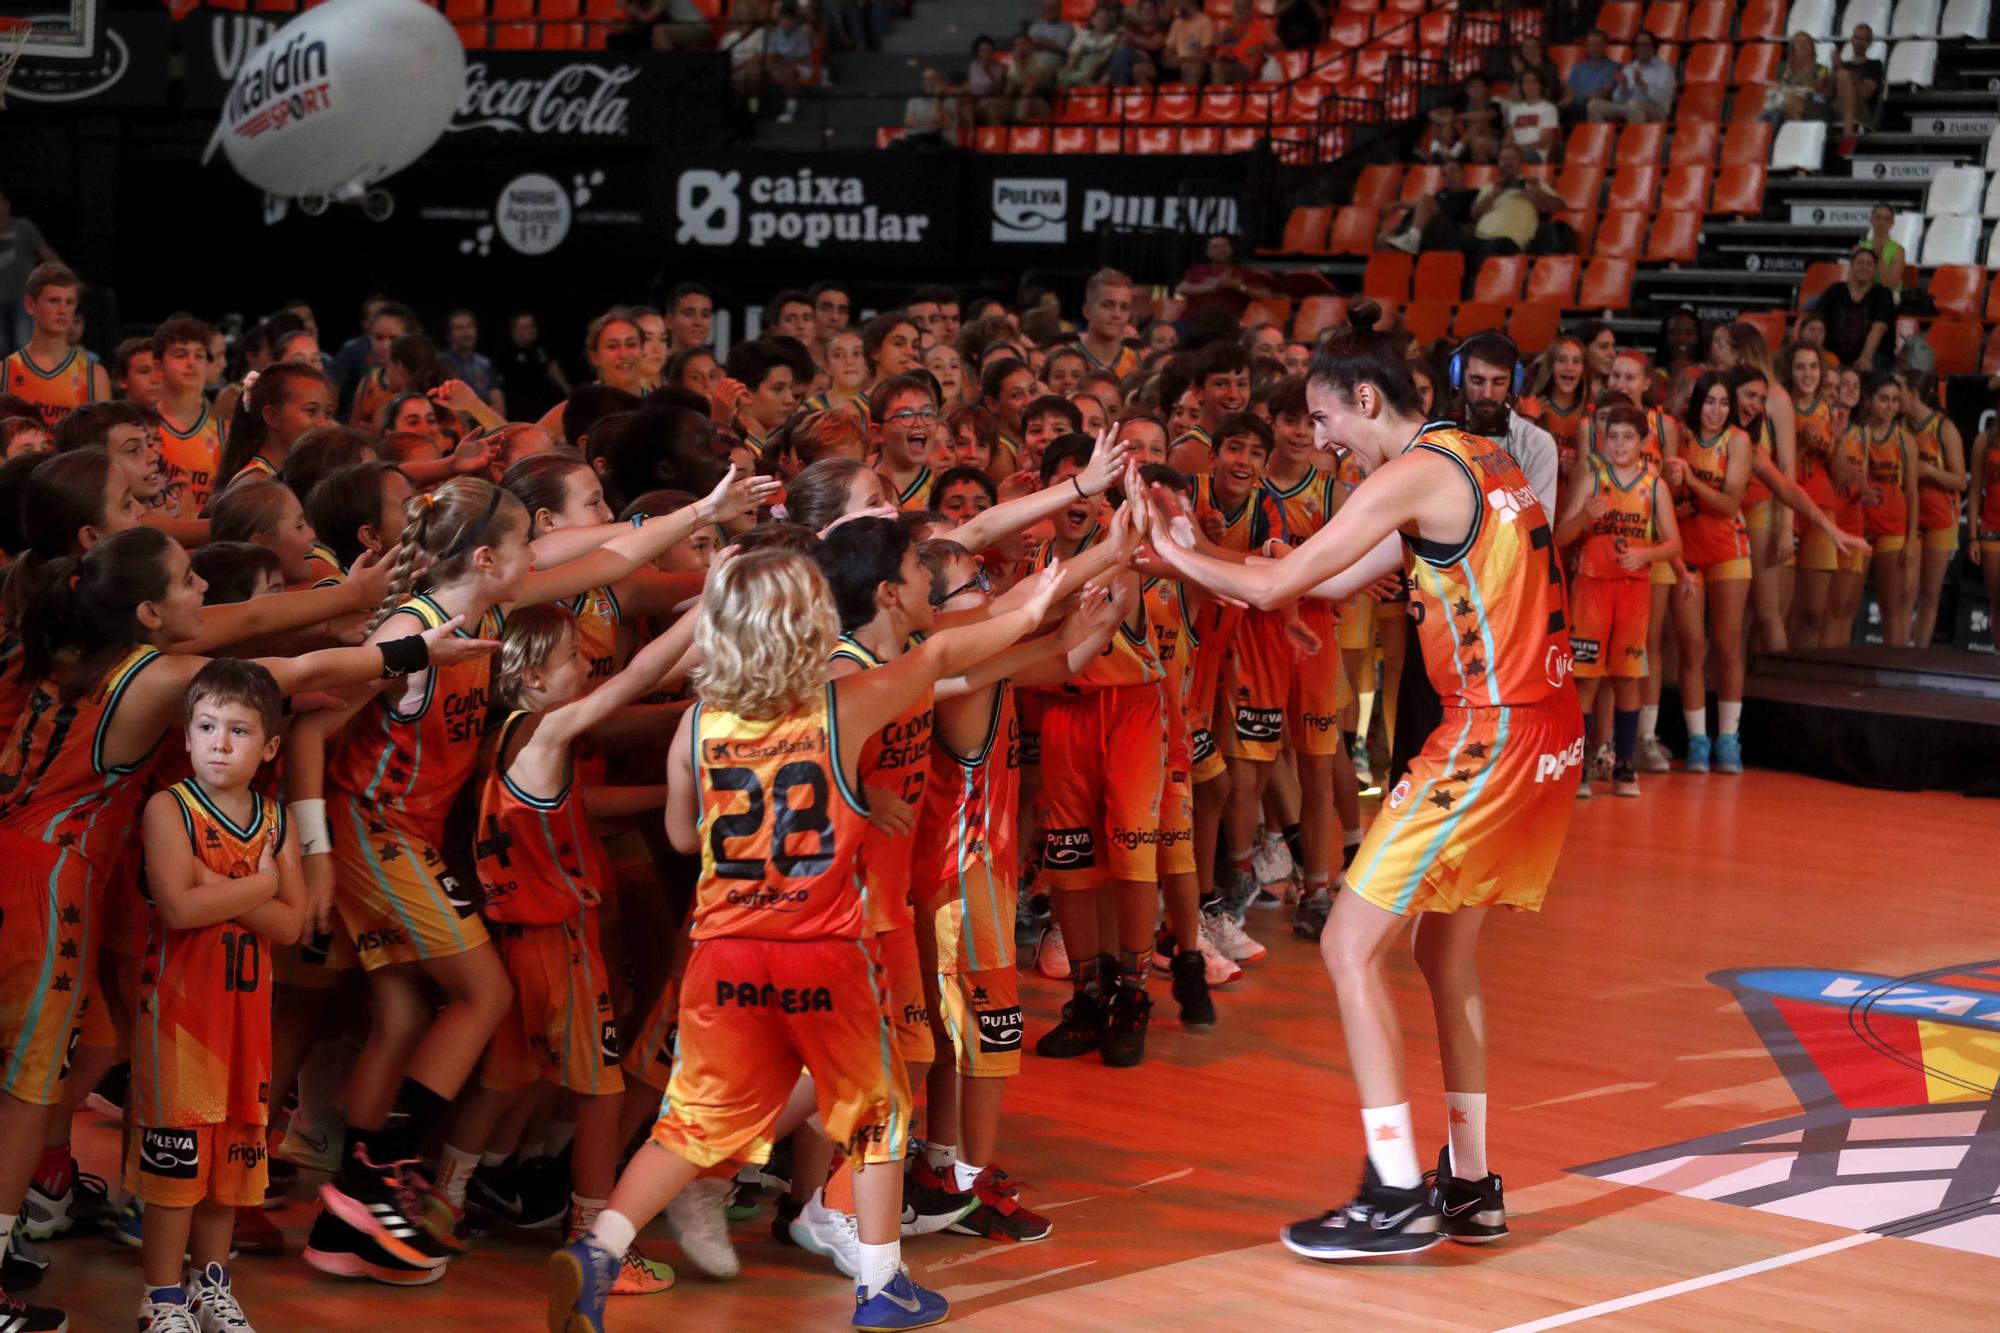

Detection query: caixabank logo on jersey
xmin=225 ymin=30 xmax=333 ymax=140
xmin=672 ymin=165 xmax=935 ymax=254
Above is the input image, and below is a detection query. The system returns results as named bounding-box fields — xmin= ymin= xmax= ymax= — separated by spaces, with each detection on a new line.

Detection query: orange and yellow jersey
xmin=1739 ymin=415 xmax=1775 ymax=510
xmin=0 ymin=346 xmax=98 ymax=429
xmin=913 ymin=684 xmax=1022 ymax=970
xmin=233 ymin=456 xmax=281 ymax=487
xmin=1263 ymin=466 xmax=1340 ymax=545
xmin=302 ymin=544 xmax=347 ymax=590
xmin=1794 ymin=398 xmax=1838 ymax=509
xmin=0 ymin=647 xmax=164 ymax=875
xmin=1676 ymin=426 xmax=1750 ymax=568
xmin=158 ymin=404 xmax=224 ymax=516
xmin=689 ymin=681 xmax=870 ymax=942
xmin=1034 ymin=525 xmax=1164 ymax=692
xmin=1172 ymin=424 xmax=1214 ymax=464
xmin=134 ymin=779 xmax=283 ymax=1127
xmin=1193 ymin=472 xmax=1283 ymax=554
xmin=1829 ymin=425 xmax=1868 ymax=535
xmin=569 ymin=585 xmax=623 ymax=685
xmin=1909 ymin=412 xmax=1958 ymax=533
xmin=1401 ymin=424 xmax=1571 ymax=708
xmin=1862 ymin=421 xmax=1910 ymax=539
xmin=1576 ymin=455 xmax=1658 ymax=581
xmin=1980 ymin=434 xmax=2000 ymax=533
xmin=326 ymin=596 xmax=503 ymax=833
xmin=351 ymin=368 xmax=393 ymax=431
xmin=474 ymin=711 xmax=613 ymax=926
xmin=1522 ymin=392 xmax=1590 ymax=479
xmin=1586 ymin=406 xmax=1670 ymax=471
xmin=829 ymin=635 xmax=930 ymax=932
xmin=884 ymin=466 xmax=934 ymax=513
xmin=1072 ymin=339 xmax=1141 ymax=383
xmin=1143 ymin=577 xmax=1196 ymax=767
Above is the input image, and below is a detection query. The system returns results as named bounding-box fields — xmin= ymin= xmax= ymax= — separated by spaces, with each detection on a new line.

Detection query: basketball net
xmin=0 ymin=18 xmax=31 ymax=111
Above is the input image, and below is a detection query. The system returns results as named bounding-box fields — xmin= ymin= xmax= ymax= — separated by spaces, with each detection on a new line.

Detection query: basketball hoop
xmin=0 ymin=18 xmax=32 ymax=112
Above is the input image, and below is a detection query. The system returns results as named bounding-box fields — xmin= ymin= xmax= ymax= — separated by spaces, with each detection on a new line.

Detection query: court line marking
xmin=1490 ymin=1232 xmax=1881 ymax=1331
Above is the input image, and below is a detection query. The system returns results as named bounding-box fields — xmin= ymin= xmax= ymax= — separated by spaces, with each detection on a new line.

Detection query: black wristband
xmin=1071 ymin=475 xmax=1087 ymax=501
xmin=380 ymin=634 xmax=431 ymax=677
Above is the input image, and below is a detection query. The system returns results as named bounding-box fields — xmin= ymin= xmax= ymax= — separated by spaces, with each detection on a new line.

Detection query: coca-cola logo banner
xmin=450 ymin=60 xmax=639 ymax=138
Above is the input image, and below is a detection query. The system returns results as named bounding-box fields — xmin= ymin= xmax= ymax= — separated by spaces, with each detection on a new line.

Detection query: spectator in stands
xmin=1455 ymin=73 xmax=1503 ymax=164
xmin=1164 ymin=0 xmax=1218 ymax=86
xmin=1496 ymin=33 xmax=1560 ymax=100
xmin=1561 ymin=29 xmax=1621 ymax=122
xmin=1813 ymin=246 xmax=1896 ymax=371
xmin=1761 ymin=31 xmax=1830 ymax=127
xmin=1178 ymin=234 xmax=1278 ymax=326
xmin=1470 ymin=141 xmax=1566 ymax=255
xmin=608 ymin=0 xmax=718 ymax=51
xmin=839 ymin=0 xmax=892 ymax=52
xmin=904 ymin=66 xmax=961 ymax=142
xmin=1856 ymin=202 xmax=1906 ymax=295
xmin=441 ymin=310 xmax=502 ymax=412
xmin=1274 ymin=0 xmax=1325 ymax=52
xmin=1023 ymin=0 xmax=1076 ymax=86
xmin=965 ymin=35 xmax=1014 ymax=124
xmin=1008 ymin=32 xmax=1058 ymax=119
xmin=1587 ymin=29 xmax=1673 ymax=124
xmin=1060 ymin=7 xmax=1122 ymax=87
xmin=758 ymin=2 xmax=817 ymax=123
xmin=500 ymin=311 xmax=571 ymax=424
xmin=1834 ymin=24 xmax=1884 ymax=156
xmin=1415 ymin=104 xmax=1469 ymax=163
xmin=1109 ymin=0 xmax=1167 ymax=86
xmin=1211 ymin=0 xmax=1276 ymax=83
xmin=1502 ymin=69 xmax=1561 ymax=163
xmin=1378 ymin=158 xmax=1480 ymax=254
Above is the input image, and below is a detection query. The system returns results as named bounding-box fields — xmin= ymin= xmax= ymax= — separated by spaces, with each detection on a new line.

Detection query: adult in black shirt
xmin=499 ymin=310 xmax=571 ymax=422
xmin=1835 ymin=24 xmax=1884 ymax=154
xmin=1812 ymin=246 xmax=1896 ymax=371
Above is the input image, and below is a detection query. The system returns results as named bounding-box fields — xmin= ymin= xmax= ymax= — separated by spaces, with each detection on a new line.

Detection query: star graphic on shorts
xmin=377 ymin=843 xmax=402 ymax=863
xmin=368 ymin=818 xmax=390 ymax=835
xmin=421 ymin=847 xmax=440 ymax=866
xmin=137 ymin=998 xmax=150 ymax=1015
xmin=1462 ymin=741 xmax=1488 ymax=759
xmin=1429 ymin=790 xmax=1457 ymax=810
xmin=1465 ymin=658 xmax=1487 ymax=676
xmin=140 ymin=970 xmax=156 ymax=986
xmin=58 ymin=939 xmax=77 ymax=960
xmin=1458 ymin=627 xmax=1480 ymax=648
xmin=597 ymin=992 xmax=612 ymax=1010
xmin=54 ymin=832 xmax=75 ymax=848
xmin=1452 ymin=769 xmax=1474 ymax=783
xmin=1372 ymin=1124 xmax=1402 ymax=1141
xmin=1454 ymin=597 xmax=1474 ymax=618
xmin=60 ymin=905 xmax=82 ymax=925
xmin=51 ymin=973 xmax=71 ymax=993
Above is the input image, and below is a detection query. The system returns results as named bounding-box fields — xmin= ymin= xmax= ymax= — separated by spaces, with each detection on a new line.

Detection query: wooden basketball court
xmin=51 ymin=770 xmax=1999 ymax=1329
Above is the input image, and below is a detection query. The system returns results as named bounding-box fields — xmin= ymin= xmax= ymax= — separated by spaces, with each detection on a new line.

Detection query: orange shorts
xmin=1227 ymin=606 xmax=1350 ymax=760
xmin=1570 ymin=576 xmax=1651 ymax=679
xmin=934 ymin=968 xmax=1021 ymax=1078
xmin=622 ymin=973 xmax=681 ymax=1096
xmin=1336 ymin=591 xmax=1376 ymax=651
xmin=1352 ymin=698 xmax=1582 ymax=918
xmin=480 ymin=914 xmax=623 ymax=1098
xmin=330 ymin=794 xmax=489 ymax=971
xmin=1039 ymin=685 xmax=1167 ymax=889
xmin=77 ymin=961 xmax=127 ymax=1060
xmin=1159 ymin=769 xmax=1195 ymax=877
xmin=651 ymin=935 xmax=910 ymax=1169
xmin=0 ymin=834 xmax=101 ymax=1107
xmin=104 ymin=844 xmax=146 ymax=960
xmin=1189 ymin=726 xmax=1225 ymax=785
xmin=874 ymin=925 xmax=933 ymax=1065
xmin=126 ymin=1121 xmax=269 ymax=1209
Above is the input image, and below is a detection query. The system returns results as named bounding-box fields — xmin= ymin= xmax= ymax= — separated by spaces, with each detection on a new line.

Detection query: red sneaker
xmin=945 ymin=1166 xmax=1051 ymax=1243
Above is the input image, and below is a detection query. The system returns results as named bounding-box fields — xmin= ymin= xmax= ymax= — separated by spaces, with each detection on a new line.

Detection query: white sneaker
xmin=1196 ymin=922 xmax=1243 ymax=986
xmin=1035 ymin=923 xmax=1070 ymax=981
xmin=787 ymin=1191 xmax=859 ymax=1278
xmin=188 ymin=1261 xmax=256 ymax=1332
xmin=278 ymin=1116 xmax=345 ymax=1176
xmin=1252 ymin=831 xmax=1295 ymax=890
xmin=140 ymin=1294 xmax=203 ymax=1333
xmin=665 ymin=1177 xmax=740 ymax=1279
xmin=1588 ymin=743 xmax=1614 ymax=785
xmin=1201 ymin=908 xmax=1266 ymax=965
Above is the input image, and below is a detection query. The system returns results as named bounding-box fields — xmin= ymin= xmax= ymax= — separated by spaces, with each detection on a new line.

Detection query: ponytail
xmin=1306 ymin=299 xmax=1424 ymax=417
xmin=369 ymin=476 xmax=524 ymax=632
xmin=218 ymin=362 xmax=331 ymax=493
xmin=17 ymin=526 xmax=173 ymax=694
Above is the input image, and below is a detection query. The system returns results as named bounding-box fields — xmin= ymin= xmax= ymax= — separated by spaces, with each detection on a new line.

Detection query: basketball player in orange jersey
xmin=1555 ymin=403 xmax=1682 ymax=797
xmin=548 ymin=549 xmax=1065 ymax=1333
xmin=1071 ymin=268 xmax=1142 ymax=383
xmin=1970 ymin=423 xmax=2000 ymax=620
xmin=133 ymin=661 xmax=304 ymax=1333
xmin=1664 ymin=371 xmax=1753 ymax=774
xmin=152 ymin=317 xmax=227 ymax=516
xmin=1140 ymin=300 xmax=1581 ymax=1258
xmin=1857 ymin=372 xmax=1919 ymax=647
xmin=1598 ymin=351 xmax=1685 ymax=774
xmin=0 ymin=263 xmax=110 ymax=429
xmin=1899 ymin=371 xmax=1967 ymax=648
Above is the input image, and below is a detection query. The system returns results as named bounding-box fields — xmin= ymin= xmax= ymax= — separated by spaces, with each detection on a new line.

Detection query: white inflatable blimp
xmin=205 ymin=0 xmax=465 ymax=220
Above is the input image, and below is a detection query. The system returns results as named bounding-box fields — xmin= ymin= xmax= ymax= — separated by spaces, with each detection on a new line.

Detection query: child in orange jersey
xmin=1555 ymin=403 xmax=1682 ymax=796
xmin=548 ymin=548 xmax=1064 ymax=1333
xmin=133 ymin=660 xmax=304 ymax=1333
xmin=1665 ymin=371 xmax=1753 ymax=773
xmin=151 ymin=318 xmax=226 ymax=517
xmin=1899 ymin=371 xmax=1967 ymax=648
xmin=0 ymin=263 xmax=110 ymax=429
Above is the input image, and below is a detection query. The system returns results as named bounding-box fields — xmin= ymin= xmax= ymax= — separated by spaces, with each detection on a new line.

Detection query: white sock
xmin=856 ymin=1240 xmax=899 ymax=1298
xmin=570 ymin=1193 xmax=607 ymax=1236
xmin=479 ymin=1150 xmax=509 ymax=1170
xmin=588 ymin=1207 xmax=637 ymax=1258
xmin=0 ymin=1211 xmax=13 ymax=1241
xmin=1718 ymin=700 xmax=1741 ymax=735
xmin=1683 ymin=708 xmax=1707 ymax=738
xmin=1638 ymin=705 xmax=1659 ymax=740
xmin=923 ymin=1141 xmax=957 ymax=1172
xmin=1360 ymin=1103 xmax=1421 ymax=1189
xmin=519 ymin=1139 xmax=547 ymax=1163
xmin=437 ymin=1144 xmax=479 ymax=1209
xmin=1343 ymin=827 xmax=1363 ymax=848
xmin=950 ymin=1159 xmax=983 ymax=1192
xmin=1445 ymin=1092 xmax=1488 ymax=1180
xmin=546 ymin=1119 xmax=577 ymax=1159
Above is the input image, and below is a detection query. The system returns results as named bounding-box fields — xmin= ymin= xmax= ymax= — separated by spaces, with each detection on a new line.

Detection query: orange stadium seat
xmin=1402 ymin=165 xmax=1444 ymax=202
xmin=1116 ymin=87 xmax=1153 ymax=120
xmin=1062 ymin=88 xmax=1109 ymax=122
xmin=1353 ymin=164 xmax=1404 ymax=208
xmin=1579 ymin=257 xmax=1636 ymax=310
xmin=1241 ymin=298 xmax=1293 ymax=329
xmin=1597 ymin=1 xmax=1642 ymax=40
xmin=1223 ymin=126 xmax=1262 ymax=152
xmin=1051 ymin=126 xmax=1091 ymax=153
xmin=1414 ymin=252 xmax=1465 ymax=302
xmin=1525 ymin=255 xmax=1580 ymax=305
xmin=1550 ymin=43 xmax=1583 ymax=80
xmin=1474 ymin=255 xmax=1528 ymax=302
xmin=1364 ymin=250 xmax=1414 ymax=302
xmin=1643 ymin=2 xmax=1687 ymax=39
xmin=974 ymin=126 xmax=1006 ymax=152
xmin=1986 ymin=277 xmax=2000 ymax=324
xmin=1328 ymin=205 xmax=1379 ymax=255
xmin=1326 ymin=11 xmax=1371 ymax=45
xmin=1267 ymin=206 xmax=1334 ymax=258
xmin=1646 ymin=210 xmax=1701 ymax=263
xmin=875 ymin=127 xmax=905 ymax=149
xmin=1928 ymin=266 xmax=1985 ymax=319
xmin=494 ymin=23 xmax=537 ymax=47
xmin=454 ymin=21 xmax=486 ymax=46
xmin=1661 ymin=164 xmax=1712 ymax=210
xmin=1739 ymin=0 xmax=1783 ymax=38
xmin=1928 ymin=320 xmax=1981 ymax=375
xmin=1736 ymin=310 xmax=1789 ymax=348
xmin=1092 ymin=127 xmax=1125 ymax=152
xmin=1463 ymin=165 xmax=1499 ymax=191
xmin=1678 ymin=83 xmax=1725 ymax=120
xmin=1420 ymin=11 xmax=1455 ymax=45
xmin=447 ymin=0 xmax=486 ymax=16
xmin=1984 ymin=326 xmax=2000 ymax=375
xmin=1294 ymin=296 xmax=1349 ymax=342
xmin=1133 ymin=127 xmax=1180 ymax=153
xmin=1155 ymin=89 xmax=1197 ymax=123
xmin=1685 ymin=0 xmax=1733 ymax=40
xmin=1568 ymin=122 xmax=1616 ymax=167
xmin=1670 ymin=121 xmax=1719 ymax=166
xmin=1560 ymin=208 xmax=1599 ymax=253
xmin=1607 ymin=165 xmax=1659 ymax=210
xmin=1709 ymin=164 xmax=1767 ymax=216
xmin=1402 ymin=301 xmax=1452 ymax=346
xmin=1510 ymin=301 xmax=1562 ymax=354
xmin=1731 ymin=84 xmax=1774 ymax=122
xmin=1595 ymin=210 xmax=1648 ymax=258
xmin=1454 ymin=302 xmax=1507 ymax=337
xmin=492 ymin=0 xmax=532 ymax=18
xmin=1799 ymin=262 xmax=1845 ymax=307
xmin=1372 ymin=14 xmax=1417 ymax=49
xmin=1617 ymin=124 xmax=1666 ymax=166
xmin=1181 ymin=127 xmax=1221 ymax=152
xmin=541 ymin=0 xmax=581 ymax=17
xmin=1721 ymin=121 xmax=1774 ymax=165
xmin=1008 ymin=127 xmax=1049 ymax=152
xmin=1683 ymin=42 xmax=1730 ymax=84
xmin=1734 ymin=42 xmax=1781 ymax=85
xmin=1557 ymin=163 xmax=1607 ymax=211
xmin=1201 ymin=86 xmax=1243 ymax=120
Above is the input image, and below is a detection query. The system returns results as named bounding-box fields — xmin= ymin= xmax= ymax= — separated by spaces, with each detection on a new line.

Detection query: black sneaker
xmin=465 ymin=1159 xmax=522 ymax=1226
xmin=0 ymin=1289 xmax=65 ymax=1331
xmin=1280 ymin=1162 xmax=1442 ymax=1259
xmin=901 ymin=1158 xmax=975 ymax=1237
xmin=2 ymin=1228 xmax=46 ymax=1291
xmin=1168 ymin=951 xmax=1215 ymax=1031
xmin=1034 ymin=989 xmax=1105 ymax=1058
xmin=1428 ymin=1146 xmax=1507 ymax=1244
xmin=770 ymin=1193 xmax=803 ymax=1245
xmin=1611 ymin=763 xmax=1640 ymax=798
xmin=1100 ymin=984 xmax=1151 ymax=1068
xmin=515 ymin=1146 xmax=573 ymax=1231
xmin=318 ymin=1148 xmax=455 ymax=1270
xmin=302 ymin=1212 xmax=446 ymax=1287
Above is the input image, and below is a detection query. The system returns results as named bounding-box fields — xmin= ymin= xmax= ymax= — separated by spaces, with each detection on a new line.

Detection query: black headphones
xmin=1447 ymin=332 xmax=1525 ymax=396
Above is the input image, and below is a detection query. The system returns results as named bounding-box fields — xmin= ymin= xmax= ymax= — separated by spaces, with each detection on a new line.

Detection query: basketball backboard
xmin=0 ymin=1 xmax=103 ymax=60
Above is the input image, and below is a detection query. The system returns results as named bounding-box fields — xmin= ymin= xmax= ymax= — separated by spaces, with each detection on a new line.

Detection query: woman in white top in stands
xmin=1502 ymin=69 xmax=1560 ymax=163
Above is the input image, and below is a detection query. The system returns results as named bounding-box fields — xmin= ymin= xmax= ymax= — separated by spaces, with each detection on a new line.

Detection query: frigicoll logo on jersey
xmin=226 ymin=33 xmax=332 ymax=140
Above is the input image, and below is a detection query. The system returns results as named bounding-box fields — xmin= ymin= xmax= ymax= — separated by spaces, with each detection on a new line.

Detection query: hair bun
xmin=1347 ymin=299 xmax=1383 ymax=333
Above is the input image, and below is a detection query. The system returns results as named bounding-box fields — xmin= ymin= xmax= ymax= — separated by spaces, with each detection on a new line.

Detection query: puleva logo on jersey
xmin=140 ymin=1128 xmax=201 ymax=1180
xmin=226 ymin=32 xmax=333 ymax=141
xmin=976 ymin=1007 xmax=1025 ymax=1053
xmin=1534 ymin=737 xmax=1585 ymax=784
xmin=1043 ymin=827 xmax=1095 ymax=870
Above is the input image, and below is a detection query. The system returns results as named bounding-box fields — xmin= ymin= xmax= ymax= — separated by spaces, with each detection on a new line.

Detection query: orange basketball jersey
xmin=1795 ymin=398 xmax=1838 ymax=509
xmin=475 ymin=711 xmax=614 ymax=926
xmin=0 ymin=347 xmax=98 ymax=429
xmin=1073 ymin=339 xmax=1141 ymax=382
xmin=1576 ymin=455 xmax=1658 ymax=581
xmin=159 ymin=405 xmax=224 ymax=516
xmin=1677 ymin=427 xmax=1751 ymax=568
xmin=303 ymin=543 xmax=347 ymax=590
xmin=569 ymin=585 xmax=623 ymax=685
xmin=1402 ymin=425 xmax=1573 ymax=708
xmin=690 ymin=681 xmax=870 ymax=942
xmin=1981 ymin=435 xmax=2000 ymax=532
xmin=1909 ymin=412 xmax=1957 ymax=533
xmin=829 ymin=636 xmax=931 ymax=933
xmin=1143 ymin=577 xmax=1195 ymax=768
xmin=1863 ymin=422 xmax=1910 ymax=539
xmin=327 ymin=597 xmax=502 ymax=832
xmin=1034 ymin=526 xmax=1165 ymax=692
xmin=889 ymin=467 xmax=934 ymax=513
xmin=133 ymin=779 xmax=282 ymax=1127
xmin=913 ymin=684 xmax=1022 ymax=971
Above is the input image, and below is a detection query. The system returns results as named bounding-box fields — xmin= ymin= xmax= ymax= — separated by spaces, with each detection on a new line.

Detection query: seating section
xmin=180 ymin=0 xmax=737 ymax=51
